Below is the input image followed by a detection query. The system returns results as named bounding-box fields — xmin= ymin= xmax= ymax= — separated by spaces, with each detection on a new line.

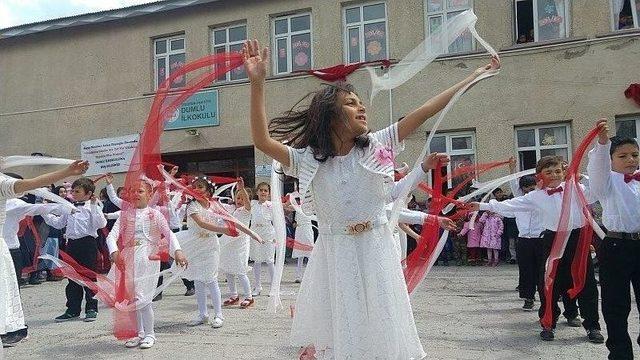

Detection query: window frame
xmin=611 ymin=0 xmax=640 ymax=30
xmin=514 ymin=0 xmax=571 ymax=43
xmin=153 ymin=35 xmax=186 ymax=90
xmin=342 ymin=1 xmax=390 ymax=64
xmin=211 ymin=23 xmax=248 ymax=83
xmin=424 ymin=0 xmax=475 ymax=54
xmin=514 ymin=123 xmax=572 ymax=170
xmin=428 ymin=130 xmax=477 ymax=188
xmin=271 ymin=12 xmax=313 ymax=75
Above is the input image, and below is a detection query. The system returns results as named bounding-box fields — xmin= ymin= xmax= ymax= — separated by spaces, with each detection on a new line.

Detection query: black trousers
xmin=538 ymin=229 xmax=600 ymax=330
xmin=9 ymin=248 xmax=23 ymax=285
xmin=600 ymin=237 xmax=640 ymax=360
xmin=516 ymin=237 xmax=545 ymax=300
xmin=65 ymin=237 xmax=98 ymax=315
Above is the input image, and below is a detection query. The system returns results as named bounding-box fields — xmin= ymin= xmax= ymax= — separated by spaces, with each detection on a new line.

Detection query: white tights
xmin=225 ymin=273 xmax=252 ymax=298
xmin=136 ymin=303 xmax=155 ymax=340
xmin=253 ymin=262 xmax=274 ymax=289
xmin=195 ymin=280 xmax=223 ymax=318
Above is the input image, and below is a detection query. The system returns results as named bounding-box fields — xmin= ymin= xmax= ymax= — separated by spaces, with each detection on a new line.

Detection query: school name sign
xmin=81 ymin=133 xmax=140 ymax=176
xmin=165 ymin=89 xmax=219 ymax=130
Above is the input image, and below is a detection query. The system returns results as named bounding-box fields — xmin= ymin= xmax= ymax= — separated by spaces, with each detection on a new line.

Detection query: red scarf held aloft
xmin=297 ymin=60 xmax=392 ymax=82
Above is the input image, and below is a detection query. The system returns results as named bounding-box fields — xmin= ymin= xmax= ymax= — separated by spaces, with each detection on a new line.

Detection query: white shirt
xmin=479 ymin=181 xmax=589 ymax=231
xmin=3 ymin=199 xmax=71 ymax=249
xmin=497 ymin=179 xmax=546 ymax=239
xmin=105 ymin=207 xmax=181 ymax=256
xmin=44 ymin=201 xmax=107 ymax=239
xmin=587 ymin=141 xmax=640 ymax=233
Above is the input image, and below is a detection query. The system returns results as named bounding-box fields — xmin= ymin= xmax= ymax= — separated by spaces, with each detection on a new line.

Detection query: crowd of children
xmin=2 ymin=37 xmax=640 ymax=360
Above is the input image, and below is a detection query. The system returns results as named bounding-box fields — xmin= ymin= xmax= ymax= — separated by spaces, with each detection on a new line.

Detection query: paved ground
xmin=4 ymin=263 xmax=638 ymax=359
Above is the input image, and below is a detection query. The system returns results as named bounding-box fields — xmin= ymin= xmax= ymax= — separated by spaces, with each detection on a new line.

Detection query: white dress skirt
xmin=286 ymin=134 xmax=426 ymax=359
xmin=0 ymin=179 xmax=26 ymax=336
xmin=219 ymin=206 xmax=251 ymax=275
xmin=291 ymin=211 xmax=314 ymax=259
xmin=178 ymin=201 xmax=221 ymax=283
xmin=249 ymin=200 xmax=276 ymax=263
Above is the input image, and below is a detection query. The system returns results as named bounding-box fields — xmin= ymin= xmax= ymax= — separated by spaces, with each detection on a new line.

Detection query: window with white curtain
xmin=612 ymin=0 xmax=639 ymax=30
xmin=514 ymin=0 xmax=570 ymax=43
xmin=425 ymin=0 xmax=474 ymax=53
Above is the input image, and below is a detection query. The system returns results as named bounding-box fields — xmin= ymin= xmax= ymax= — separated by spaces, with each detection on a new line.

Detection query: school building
xmin=1 ymin=0 xmax=639 ymax=191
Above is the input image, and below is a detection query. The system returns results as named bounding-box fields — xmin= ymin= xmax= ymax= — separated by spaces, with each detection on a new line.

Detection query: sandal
xmin=240 ymin=298 xmax=254 ymax=308
xmin=223 ymin=296 xmax=240 ymax=306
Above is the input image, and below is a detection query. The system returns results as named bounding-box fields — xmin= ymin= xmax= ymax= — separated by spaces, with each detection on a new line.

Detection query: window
xmin=429 ymin=131 xmax=476 ymax=190
xmin=514 ymin=0 xmax=570 ymax=44
xmin=272 ymin=13 xmax=312 ymax=74
xmin=154 ymin=35 xmax=186 ymax=90
xmin=344 ymin=2 xmax=388 ymax=64
xmin=425 ymin=0 xmax=474 ymax=53
xmin=615 ymin=114 xmax=640 ymax=142
xmin=515 ymin=124 xmax=571 ymax=170
xmin=212 ymin=24 xmax=247 ymax=82
xmin=612 ymin=0 xmax=639 ymax=30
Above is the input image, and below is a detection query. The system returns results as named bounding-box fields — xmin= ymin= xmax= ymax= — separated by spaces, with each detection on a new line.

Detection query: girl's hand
xmin=174 ymin=250 xmax=188 ymax=268
xmin=596 ymin=118 xmax=609 ymax=145
xmin=422 ymin=152 xmax=450 ymax=172
xmin=473 ymin=55 xmax=500 ymax=77
xmin=64 ymin=160 xmax=89 ymax=176
xmin=105 ymin=173 xmax=113 ymax=184
xmin=437 ymin=216 xmax=457 ymax=231
xmin=242 ymin=40 xmax=269 ymax=83
xmin=169 ymin=166 xmax=179 ymax=177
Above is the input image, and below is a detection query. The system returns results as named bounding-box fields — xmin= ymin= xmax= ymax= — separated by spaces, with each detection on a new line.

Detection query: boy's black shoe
xmin=522 ymin=299 xmax=535 ymax=311
xmin=540 ymin=329 xmax=555 ymax=341
xmin=184 ymin=288 xmax=195 ymax=296
xmin=567 ymin=317 xmax=582 ymax=327
xmin=84 ymin=310 xmax=98 ymax=322
xmin=587 ymin=329 xmax=605 ymax=344
xmin=54 ymin=311 xmax=80 ymax=322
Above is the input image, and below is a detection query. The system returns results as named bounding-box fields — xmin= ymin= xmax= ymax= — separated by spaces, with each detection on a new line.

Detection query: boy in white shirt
xmin=469 ymin=156 xmax=603 ymax=343
xmin=45 ymin=177 xmax=107 ymax=323
xmin=588 ymin=119 xmax=640 ymax=359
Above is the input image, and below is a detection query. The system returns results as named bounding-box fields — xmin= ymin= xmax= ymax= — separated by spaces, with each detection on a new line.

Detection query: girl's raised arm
xmin=244 ymin=40 xmax=290 ymax=166
xmin=397 ymin=56 xmax=500 ymax=142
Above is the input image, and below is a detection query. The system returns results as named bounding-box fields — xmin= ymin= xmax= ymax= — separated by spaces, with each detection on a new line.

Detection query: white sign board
xmin=81 ymin=134 xmax=140 ymax=176
xmin=255 ymin=164 xmax=273 ymax=177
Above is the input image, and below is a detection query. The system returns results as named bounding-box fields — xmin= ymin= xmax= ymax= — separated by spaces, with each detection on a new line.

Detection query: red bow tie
xmin=624 ymin=173 xmax=640 ymax=183
xmin=546 ymin=187 xmax=563 ymax=196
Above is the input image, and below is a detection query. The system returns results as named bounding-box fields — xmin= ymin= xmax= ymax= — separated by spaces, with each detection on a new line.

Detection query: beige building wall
xmin=1 ymin=0 xmax=639 ymax=186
